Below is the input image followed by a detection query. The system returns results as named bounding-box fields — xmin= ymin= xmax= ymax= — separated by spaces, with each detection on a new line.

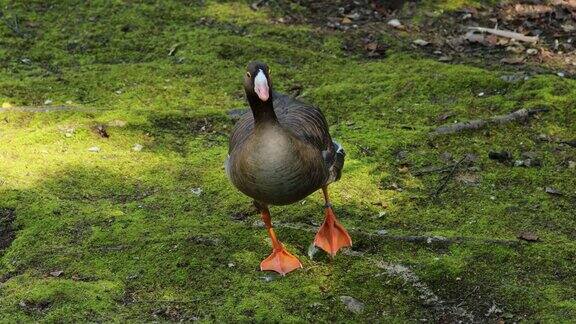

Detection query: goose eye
xmin=246 ymin=72 xmax=251 ymax=78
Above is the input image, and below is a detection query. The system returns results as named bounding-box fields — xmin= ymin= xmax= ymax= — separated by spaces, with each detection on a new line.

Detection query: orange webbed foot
xmin=314 ymin=206 xmax=352 ymax=257
xmin=260 ymin=246 xmax=303 ymax=276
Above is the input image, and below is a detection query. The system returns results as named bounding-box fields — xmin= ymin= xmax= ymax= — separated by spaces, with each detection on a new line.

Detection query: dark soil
xmin=0 ymin=208 xmax=16 ymax=253
xmin=265 ymin=0 xmax=576 ymax=75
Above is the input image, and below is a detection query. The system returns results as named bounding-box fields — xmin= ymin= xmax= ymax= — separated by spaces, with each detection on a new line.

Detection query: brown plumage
xmin=227 ymin=91 xmax=344 ymax=205
xmin=225 ymin=61 xmax=351 ymax=275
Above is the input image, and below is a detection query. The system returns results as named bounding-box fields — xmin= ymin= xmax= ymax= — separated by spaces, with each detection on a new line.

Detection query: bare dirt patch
xmin=0 ymin=207 xmax=16 ymax=253
xmin=265 ymin=0 xmax=576 ymax=74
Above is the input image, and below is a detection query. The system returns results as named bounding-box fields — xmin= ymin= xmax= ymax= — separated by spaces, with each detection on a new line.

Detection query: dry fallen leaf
xmin=341 ymin=17 xmax=352 ymax=25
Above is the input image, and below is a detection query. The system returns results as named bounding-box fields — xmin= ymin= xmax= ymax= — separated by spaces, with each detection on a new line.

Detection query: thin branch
xmin=431 ymin=108 xmax=548 ymax=136
xmin=414 ymin=164 xmax=478 ymax=176
xmin=431 ymin=156 xmax=467 ymax=198
xmin=467 ymin=26 xmax=539 ymax=43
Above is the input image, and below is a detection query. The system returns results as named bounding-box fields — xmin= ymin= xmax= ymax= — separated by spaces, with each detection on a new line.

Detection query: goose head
xmin=244 ymin=61 xmax=272 ymax=103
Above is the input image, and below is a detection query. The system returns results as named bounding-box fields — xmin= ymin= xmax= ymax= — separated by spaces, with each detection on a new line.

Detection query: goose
xmin=226 ymin=61 xmax=351 ymax=275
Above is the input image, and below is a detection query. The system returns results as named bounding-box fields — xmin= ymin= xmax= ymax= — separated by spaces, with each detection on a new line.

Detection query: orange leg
xmin=313 ymin=187 xmax=352 ymax=256
xmin=259 ymin=207 xmax=302 ymax=275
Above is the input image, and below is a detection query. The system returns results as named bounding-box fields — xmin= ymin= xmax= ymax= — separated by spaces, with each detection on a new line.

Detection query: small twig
xmin=431 ymin=108 xmax=548 ymax=136
xmin=414 ymin=165 xmax=454 ymax=175
xmin=414 ymin=164 xmax=478 ymax=176
xmin=4 ymin=16 xmax=23 ymax=37
xmin=467 ymin=26 xmax=539 ymax=43
xmin=432 ymin=156 xmax=467 ymax=198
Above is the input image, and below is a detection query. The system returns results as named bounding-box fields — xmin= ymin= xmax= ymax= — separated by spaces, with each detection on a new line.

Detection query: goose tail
xmin=327 ymin=141 xmax=345 ymax=184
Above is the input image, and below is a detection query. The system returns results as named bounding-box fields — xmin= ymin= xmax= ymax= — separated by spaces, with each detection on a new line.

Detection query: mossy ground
xmin=0 ymin=0 xmax=575 ymax=322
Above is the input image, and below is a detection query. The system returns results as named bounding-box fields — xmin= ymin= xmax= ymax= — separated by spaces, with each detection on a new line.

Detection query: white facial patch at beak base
xmin=254 ymin=69 xmax=269 ymax=102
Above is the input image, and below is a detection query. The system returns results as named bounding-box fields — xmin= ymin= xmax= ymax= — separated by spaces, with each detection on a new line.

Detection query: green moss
xmin=0 ymin=0 xmax=575 ymax=322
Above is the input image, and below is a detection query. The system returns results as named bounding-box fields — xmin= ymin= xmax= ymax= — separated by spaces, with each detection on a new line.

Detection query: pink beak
xmin=254 ymin=70 xmax=270 ymax=102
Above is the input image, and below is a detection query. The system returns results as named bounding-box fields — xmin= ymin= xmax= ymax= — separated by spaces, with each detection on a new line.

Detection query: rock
xmin=387 ymin=19 xmax=403 ymax=29
xmin=50 ymin=270 xmax=63 ymax=277
xmin=132 ymin=144 xmax=143 ymax=152
xmin=568 ymin=161 xmax=576 ymax=169
xmin=190 ymin=187 xmax=203 ymax=196
xmin=340 ymin=296 xmax=364 ymax=314
xmin=88 ymin=146 xmax=101 ymax=152
xmin=557 ymin=72 xmax=565 ymax=77
xmin=545 ymin=187 xmax=563 ymax=196
xmin=44 ymin=99 xmax=53 ymax=105
xmin=488 ymin=151 xmax=513 ymax=164
xmin=260 ymin=275 xmax=275 ymax=282
xmin=413 ymin=39 xmax=430 ymax=46
xmin=376 ymin=229 xmax=388 ymax=235
xmin=526 ymin=48 xmax=538 ymax=55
